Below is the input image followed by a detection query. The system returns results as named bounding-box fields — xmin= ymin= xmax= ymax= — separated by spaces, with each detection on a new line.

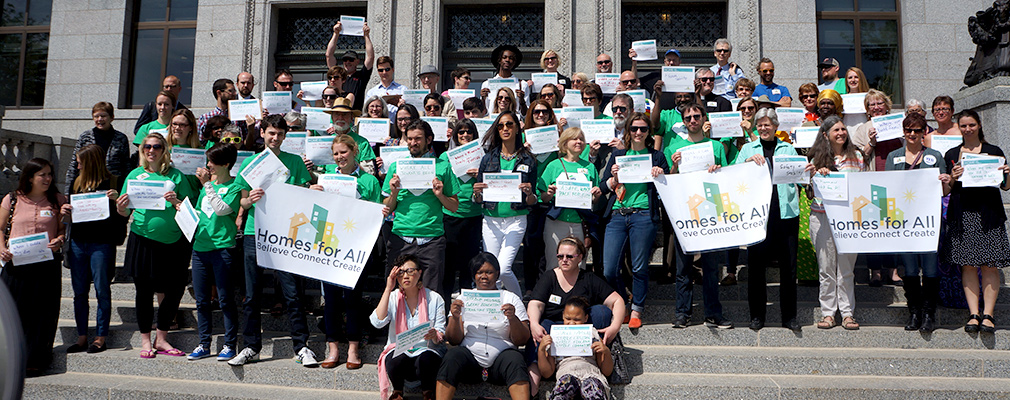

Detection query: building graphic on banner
xmin=288 ymin=204 xmax=353 ymax=250
xmin=687 ymin=182 xmax=741 ymax=222
xmin=851 ymin=185 xmax=905 ymax=224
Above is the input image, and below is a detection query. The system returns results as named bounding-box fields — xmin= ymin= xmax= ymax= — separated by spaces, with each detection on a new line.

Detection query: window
xmin=816 ymin=0 xmax=902 ymax=103
xmin=621 ymin=3 xmax=725 ymax=68
xmin=442 ymin=5 xmax=544 ymax=90
xmin=0 ymin=0 xmax=52 ymax=107
xmin=126 ymin=0 xmax=197 ymax=108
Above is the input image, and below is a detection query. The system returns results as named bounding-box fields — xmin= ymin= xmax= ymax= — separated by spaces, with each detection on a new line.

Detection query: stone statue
xmin=965 ymin=0 xmax=1010 ymax=86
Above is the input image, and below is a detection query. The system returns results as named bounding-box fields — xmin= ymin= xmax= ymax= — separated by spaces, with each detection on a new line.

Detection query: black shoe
xmin=67 ymin=343 xmax=87 ymax=353
xmin=783 ymin=319 xmax=802 ymax=332
xmin=749 ymin=318 xmax=764 ymax=331
xmin=904 ymin=310 xmax=922 ymax=331
xmin=704 ymin=316 xmax=734 ymax=329
xmin=981 ymin=314 xmax=997 ymax=334
xmin=965 ymin=314 xmax=982 ymax=333
xmin=671 ymin=315 xmax=689 ymax=329
xmin=87 ymin=342 xmax=107 ymax=354
xmin=919 ymin=313 xmax=936 ymax=333
xmin=869 ymin=278 xmax=883 ymax=287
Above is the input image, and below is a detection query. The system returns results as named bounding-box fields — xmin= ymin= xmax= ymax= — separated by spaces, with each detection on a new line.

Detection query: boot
xmin=920 ymin=277 xmax=940 ymax=333
xmin=903 ymin=276 xmax=922 ymax=331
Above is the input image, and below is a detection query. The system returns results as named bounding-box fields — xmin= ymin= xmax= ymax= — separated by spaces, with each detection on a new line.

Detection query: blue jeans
xmin=675 ymin=244 xmax=723 ymax=319
xmin=603 ymin=210 xmax=656 ymax=313
xmin=902 ymin=252 xmax=939 ymax=278
xmin=192 ymin=249 xmax=238 ymax=348
xmin=68 ymin=240 xmax=114 ymax=337
xmin=241 ymin=235 xmax=308 ymax=353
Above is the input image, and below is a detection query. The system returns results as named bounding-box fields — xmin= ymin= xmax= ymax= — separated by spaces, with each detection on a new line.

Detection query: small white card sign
xmin=562 ymin=106 xmax=594 ymax=129
xmin=171 ymin=147 xmax=207 ymax=176
xmin=842 ymin=93 xmax=867 ymax=115
xmin=525 ymin=125 xmax=560 ymax=154
xmin=448 ymin=89 xmax=476 ymax=110
xmin=261 ymin=91 xmax=292 ymax=114
xmin=532 ymin=73 xmax=558 ymax=92
xmin=618 ymin=89 xmax=647 ymax=113
xmin=396 ymin=158 xmax=436 ymax=190
xmin=812 ymin=172 xmax=847 ymax=201
xmin=446 ymin=140 xmax=484 ymax=179
xmin=339 ymin=15 xmax=365 ymax=36
xmin=615 ymin=154 xmax=653 ymax=183
xmin=300 ymin=81 xmax=328 ymax=102
xmin=960 ymin=154 xmax=1006 ymax=188
xmin=771 ymin=155 xmax=811 ymax=185
xmin=280 ymin=132 xmax=307 ymax=156
xmin=228 ymin=99 xmax=262 ymax=121
xmin=305 ymin=136 xmax=336 ymax=166
xmin=421 ymin=117 xmax=450 ymax=142
xmin=174 ymin=199 xmax=200 ymax=242
xmin=472 ymin=118 xmax=496 ymax=136
xmin=230 ymin=151 xmax=255 ymax=177
xmin=318 ymin=174 xmax=358 ymax=198
xmin=871 ymin=113 xmax=905 ymax=142
xmin=555 ymin=179 xmax=592 ymax=209
xmin=379 ymin=146 xmax=411 ymax=175
xmin=677 ymin=142 xmax=715 ymax=174
xmin=394 ymin=320 xmax=434 ymax=358
xmin=776 ymin=108 xmax=807 ymax=133
xmin=562 ymin=89 xmax=582 ymax=107
xmin=662 ymin=66 xmax=695 ymax=92
xmin=8 ymin=232 xmax=53 ymax=266
xmin=70 ymin=192 xmax=110 ymax=223
xmin=239 ymin=150 xmax=290 ymax=190
xmin=792 ymin=127 xmax=819 ymax=149
xmin=581 ymin=119 xmax=615 ymax=143
xmin=357 ymin=118 xmax=390 ymax=143
xmin=631 ymin=40 xmax=658 ymax=61
xmin=595 ymin=73 xmax=620 ymax=94
xmin=302 ymin=107 xmax=332 ymax=131
xmin=483 ymin=173 xmax=522 ymax=203
xmin=403 ymin=89 xmax=430 ymax=110
xmin=930 ymin=135 xmax=962 ymax=158
xmin=708 ymin=112 xmax=742 ymax=138
xmin=126 ymin=180 xmax=169 ymax=210
xmin=549 ymin=324 xmax=594 ymax=357
xmin=460 ymin=289 xmax=503 ymax=324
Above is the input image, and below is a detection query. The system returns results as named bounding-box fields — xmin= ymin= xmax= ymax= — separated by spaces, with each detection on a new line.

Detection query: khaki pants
xmin=810 ymin=212 xmax=857 ymax=318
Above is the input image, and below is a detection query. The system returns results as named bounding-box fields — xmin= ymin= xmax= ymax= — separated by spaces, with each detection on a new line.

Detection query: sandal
xmin=965 ymin=314 xmax=982 ymax=333
xmin=157 ymin=348 xmax=185 ymax=356
xmin=981 ymin=314 xmax=997 ymax=334
xmin=842 ymin=316 xmax=860 ymax=330
xmin=816 ymin=316 xmax=835 ymax=329
xmin=139 ymin=349 xmax=157 ymax=359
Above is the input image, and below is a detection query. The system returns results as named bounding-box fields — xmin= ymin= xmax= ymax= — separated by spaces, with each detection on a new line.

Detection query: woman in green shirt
xmin=440 ymin=120 xmax=483 ymax=294
xmin=167 ymin=109 xmax=202 ymax=198
xmin=308 ymin=134 xmax=381 ymax=370
xmin=134 ymin=91 xmax=177 ymax=146
xmin=115 ymin=132 xmax=194 ymax=359
xmin=539 ymin=127 xmax=601 ymax=270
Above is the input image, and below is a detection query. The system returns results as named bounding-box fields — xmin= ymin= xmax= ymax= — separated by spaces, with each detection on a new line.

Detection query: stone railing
xmin=0 ymin=122 xmax=62 ymax=196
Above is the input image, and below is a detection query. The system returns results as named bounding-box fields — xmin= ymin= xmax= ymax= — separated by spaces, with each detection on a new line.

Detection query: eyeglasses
xmin=597 ymin=60 xmax=612 ymax=65
xmin=327 ymin=76 xmax=344 ymax=81
xmin=377 ymin=67 xmax=391 ymax=73
xmin=698 ymin=77 xmax=715 ymax=83
xmin=398 ymin=267 xmax=420 ymax=275
xmin=611 ymin=106 xmax=628 ymax=114
xmin=424 ymin=105 xmax=441 ymax=111
xmin=532 ymin=108 xmax=550 ymax=115
xmin=497 ymin=121 xmax=516 ymax=129
xmin=715 ymin=49 xmax=730 ymax=53
xmin=932 ymin=107 xmax=951 ymax=113
xmin=760 ymin=69 xmax=774 ymax=73
xmin=544 ymin=56 xmax=558 ymax=62
xmin=904 ymin=128 xmax=926 ymax=134
xmin=143 ymin=144 xmax=164 ymax=150
xmin=557 ymin=254 xmax=576 ymax=260
xmin=220 ymin=137 xmax=242 ymax=144
xmin=629 ymin=126 xmax=650 ymax=133
xmin=496 ymin=96 xmax=510 ymax=101
xmin=800 ymin=94 xmax=817 ymax=100
xmin=171 ymin=122 xmax=190 ymax=127
xmin=322 ymin=94 xmax=338 ymax=100
xmin=683 ymin=114 xmax=703 ymax=121
xmin=275 ymin=81 xmax=294 ymax=87
xmin=460 ymin=76 xmax=471 ymax=81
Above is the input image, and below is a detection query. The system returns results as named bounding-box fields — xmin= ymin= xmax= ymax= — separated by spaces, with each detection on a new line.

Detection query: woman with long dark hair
xmin=440 ymin=120 xmax=483 ymax=294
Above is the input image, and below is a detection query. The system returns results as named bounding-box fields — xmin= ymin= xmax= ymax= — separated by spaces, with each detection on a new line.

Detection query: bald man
xmin=236 ymin=72 xmax=256 ymax=100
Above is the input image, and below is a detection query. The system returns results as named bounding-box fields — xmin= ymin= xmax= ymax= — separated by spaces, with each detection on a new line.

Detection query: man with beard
xmin=752 ymin=58 xmax=792 ymax=108
xmin=321 ymin=97 xmax=377 ymax=175
xmin=649 ymin=89 xmax=696 ymax=152
xmin=236 ymin=72 xmax=256 ymax=100
xmin=588 ymin=93 xmax=633 ymax=272
xmin=481 ymin=45 xmax=530 ymax=115
xmin=381 ymin=120 xmax=460 ymax=300
xmin=197 ymin=78 xmax=248 ymax=144
xmin=817 ymin=58 xmax=842 ymax=93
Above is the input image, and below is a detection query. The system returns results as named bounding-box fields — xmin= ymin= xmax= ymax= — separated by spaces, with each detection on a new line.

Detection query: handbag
xmin=607 ymin=333 xmax=631 ymax=385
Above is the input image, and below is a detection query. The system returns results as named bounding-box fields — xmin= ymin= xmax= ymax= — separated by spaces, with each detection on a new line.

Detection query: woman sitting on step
xmin=537 ymin=296 xmax=614 ymax=400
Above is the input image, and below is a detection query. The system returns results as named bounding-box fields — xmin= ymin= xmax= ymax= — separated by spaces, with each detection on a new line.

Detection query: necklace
xmin=501 ymin=151 xmax=518 ymax=161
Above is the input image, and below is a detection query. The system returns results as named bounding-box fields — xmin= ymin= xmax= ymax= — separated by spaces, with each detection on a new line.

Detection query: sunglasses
xmin=275 ymin=81 xmax=294 ymax=87
xmin=540 ymin=92 xmax=555 ymax=98
xmin=611 ymin=106 xmax=627 ymax=113
xmin=800 ymin=94 xmax=817 ymax=100
xmin=620 ymin=79 xmax=637 ymax=85
xmin=557 ymin=254 xmax=576 ymax=260
xmin=629 ymin=126 xmax=649 ymax=133
xmin=715 ymin=49 xmax=730 ymax=53
xmin=377 ymin=67 xmax=391 ymax=73
xmin=457 ymin=129 xmax=471 ymax=136
xmin=328 ymin=76 xmax=344 ymax=81
xmin=532 ymin=109 xmax=550 ymax=115
xmin=220 ymin=137 xmax=242 ymax=144
xmin=597 ymin=60 xmax=612 ymax=65
xmin=739 ymin=106 xmax=755 ymax=111
xmin=322 ymin=94 xmax=338 ymax=100
xmin=904 ymin=128 xmax=926 ymax=134
xmin=497 ymin=121 xmax=516 ymax=129
xmin=424 ymin=105 xmax=441 ymax=111
xmin=698 ymin=77 xmax=715 ymax=82
xmin=760 ymin=69 xmax=774 ymax=73
xmin=544 ymin=56 xmax=558 ymax=62
xmin=143 ymin=144 xmax=164 ymax=150
xmin=683 ymin=114 xmax=703 ymax=121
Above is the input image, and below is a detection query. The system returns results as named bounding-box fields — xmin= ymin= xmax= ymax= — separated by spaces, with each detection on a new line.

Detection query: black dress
xmin=941 ymin=143 xmax=1010 ymax=268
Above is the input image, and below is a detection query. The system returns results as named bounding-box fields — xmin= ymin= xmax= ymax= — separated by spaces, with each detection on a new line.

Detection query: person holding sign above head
xmin=473 ymin=111 xmax=538 ymax=297
xmin=67 ymin=102 xmax=131 ymax=194
xmin=64 ymin=145 xmax=127 ymax=355
xmin=599 ymin=113 xmax=669 ymax=329
xmin=733 ymin=108 xmax=811 ymax=331
xmin=664 ymin=104 xmax=732 ymax=329
xmin=526 ymin=238 xmax=624 ymax=396
xmin=539 ymin=127 xmax=602 ymax=270
xmin=807 ymin=116 xmax=865 ymax=330
xmin=943 ymin=109 xmax=1010 ymax=334
xmin=437 ymin=252 xmax=531 ymax=400
xmin=883 ymin=113 xmax=952 ymax=333
xmin=371 ymin=254 xmax=446 ymax=400
xmin=135 ymin=90 xmax=177 ymax=146
xmin=481 ymin=45 xmax=529 ymax=115
xmin=229 ymin=115 xmax=317 ymax=367
xmin=440 ymin=120 xmax=484 ymax=295
xmin=752 ymin=58 xmax=792 ymax=108
xmin=116 ymin=133 xmax=194 ymax=359
xmin=537 ymin=296 xmax=614 ymax=400
xmin=382 ymin=120 xmax=460 ymax=301
xmin=306 ymin=134 xmax=381 ymax=370
xmin=0 ymin=158 xmax=67 ymax=376
xmin=630 ymin=48 xmax=680 ymax=100
xmin=184 ymin=143 xmax=243 ymax=362
xmin=325 ymin=20 xmax=374 ymax=110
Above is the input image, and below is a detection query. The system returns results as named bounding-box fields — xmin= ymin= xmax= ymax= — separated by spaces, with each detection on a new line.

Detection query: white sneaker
xmin=296 ymin=347 xmax=319 ymax=367
xmin=227 ymin=347 xmax=259 ymax=366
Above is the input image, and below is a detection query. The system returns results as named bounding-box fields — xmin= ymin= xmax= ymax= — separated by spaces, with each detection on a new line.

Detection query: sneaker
xmin=671 ymin=315 xmax=690 ymax=329
xmin=227 ymin=347 xmax=259 ymax=366
xmin=217 ymin=345 xmax=236 ymax=361
xmin=187 ymin=345 xmax=211 ymax=360
xmin=749 ymin=318 xmax=764 ymax=331
xmin=704 ymin=317 xmax=734 ymax=329
xmin=296 ymin=347 xmax=319 ymax=367
xmin=720 ymin=274 xmax=737 ymax=286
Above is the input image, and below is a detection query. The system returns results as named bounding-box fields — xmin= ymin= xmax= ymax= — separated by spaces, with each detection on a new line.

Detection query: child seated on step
xmin=537 ymin=296 xmax=614 ymax=400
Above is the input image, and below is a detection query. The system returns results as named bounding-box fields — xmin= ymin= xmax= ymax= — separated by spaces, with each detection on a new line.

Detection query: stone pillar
xmin=192 ymin=0 xmax=247 ymax=109
xmin=953 ymin=76 xmax=1010 ymax=203
xmin=545 ymin=0 xmax=575 ymax=73
xmin=45 ymin=0 xmax=128 ymax=109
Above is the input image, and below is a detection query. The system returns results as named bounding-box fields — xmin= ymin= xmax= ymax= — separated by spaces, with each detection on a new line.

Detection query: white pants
xmin=810 ymin=212 xmax=857 ymax=318
xmin=543 ymin=218 xmax=586 ymax=270
xmin=482 ymin=215 xmax=527 ymax=296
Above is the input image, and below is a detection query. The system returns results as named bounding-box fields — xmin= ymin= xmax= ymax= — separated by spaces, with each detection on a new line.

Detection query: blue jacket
xmin=732 ymin=139 xmax=801 ymax=219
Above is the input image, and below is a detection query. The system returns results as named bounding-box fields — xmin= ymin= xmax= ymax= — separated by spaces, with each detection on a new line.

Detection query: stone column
xmin=953 ymin=77 xmax=1010 ymax=203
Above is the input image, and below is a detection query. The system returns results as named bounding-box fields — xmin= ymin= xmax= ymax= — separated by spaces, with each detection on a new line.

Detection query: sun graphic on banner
xmin=902 ymin=188 xmax=916 ymax=203
xmin=735 ymin=182 xmax=749 ymax=195
xmin=342 ymin=218 xmax=357 ymax=232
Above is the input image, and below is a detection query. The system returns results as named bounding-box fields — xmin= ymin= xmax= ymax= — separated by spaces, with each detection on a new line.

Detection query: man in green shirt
xmin=382 ymin=119 xmax=460 ymax=299
xmin=649 ymin=90 xmax=696 ymax=152
xmin=323 ymin=97 xmax=378 ymax=174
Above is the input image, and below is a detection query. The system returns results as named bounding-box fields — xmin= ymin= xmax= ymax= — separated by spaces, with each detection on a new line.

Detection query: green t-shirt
xmin=236 ymin=150 xmax=313 ymax=235
xmin=134 ymin=120 xmax=168 ymax=145
xmin=437 ymin=153 xmax=481 ymax=218
xmin=613 ymin=148 xmax=650 ymax=210
xmin=657 ymin=109 xmax=683 ymax=152
xmin=833 ymin=78 xmax=847 ymax=95
xmin=483 ymin=156 xmax=530 ymax=218
xmin=538 ymin=157 xmax=599 ymax=223
xmin=662 ymin=136 xmax=729 ymax=173
xmin=123 ymin=166 xmax=194 ymax=244
xmin=192 ymin=179 xmax=244 ymax=252
xmin=312 ymin=129 xmax=376 ymax=163
xmin=381 ymin=156 xmax=460 ymax=237
xmin=321 ymin=164 xmax=382 ymax=203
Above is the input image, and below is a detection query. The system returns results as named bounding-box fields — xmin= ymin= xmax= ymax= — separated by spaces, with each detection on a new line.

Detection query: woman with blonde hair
xmin=538 ymin=127 xmax=602 ymax=269
xmin=493 ymin=87 xmax=518 ymax=114
xmin=538 ymin=49 xmax=570 ymax=89
xmin=134 ymin=91 xmax=177 ymax=145
xmin=841 ymin=67 xmax=869 ymax=94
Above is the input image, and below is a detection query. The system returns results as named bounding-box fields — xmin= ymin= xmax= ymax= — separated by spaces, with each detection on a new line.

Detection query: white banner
xmin=655 ymin=162 xmax=772 ymax=253
xmin=821 ymin=169 xmax=942 ymax=253
xmin=254 ymin=182 xmax=384 ymax=289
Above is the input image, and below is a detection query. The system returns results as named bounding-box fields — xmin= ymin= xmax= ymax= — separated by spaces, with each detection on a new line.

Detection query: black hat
xmin=491 ymin=45 xmax=523 ymax=69
xmin=341 ymin=51 xmax=359 ymax=61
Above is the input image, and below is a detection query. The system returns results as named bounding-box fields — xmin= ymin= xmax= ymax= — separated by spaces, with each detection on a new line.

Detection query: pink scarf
xmin=377 ymin=288 xmax=429 ymax=399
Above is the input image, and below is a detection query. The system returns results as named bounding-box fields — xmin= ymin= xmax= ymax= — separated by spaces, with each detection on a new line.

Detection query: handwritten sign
xmin=483 ymin=173 xmax=522 ymax=202
xmin=771 ymin=155 xmax=810 ymax=185
xmin=339 ymin=15 xmax=365 ymax=36
xmin=472 ymin=118 xmax=496 ymax=136
xmin=595 ymin=73 xmax=620 ymax=94
xmin=525 ymin=125 xmax=560 ymax=154
xmin=562 ymin=89 xmax=582 ymax=108
xmin=318 ymin=174 xmax=358 ymax=198
xmin=279 ymin=131 xmax=307 ymax=156
xmin=402 ymin=89 xmax=430 ymax=110
xmin=446 ymin=140 xmax=484 ymax=179
xmin=776 ymin=108 xmax=807 ymax=133
xmin=532 ymin=73 xmax=558 ymax=93
xmin=8 ymin=232 xmax=52 ymax=266
xmin=662 ymin=66 xmax=695 ymax=92
xmin=930 ymin=135 xmax=962 ymax=158
xmin=170 ymin=147 xmax=207 ymax=176
xmin=302 ymin=107 xmax=332 ymax=131
xmin=561 ymin=106 xmax=594 ymax=129
xmin=126 ymin=180 xmax=169 ymax=210
xmin=871 ymin=113 xmax=905 ymax=142
xmin=677 ymin=142 xmax=715 ymax=174
xmin=709 ymin=112 xmax=742 ymax=138
xmin=174 ymin=199 xmax=199 ymax=242
xmin=581 ymin=119 xmax=615 ymax=143
xmin=70 ymin=192 xmax=110 ymax=223
xmin=792 ymin=127 xmax=819 ymax=149
xmin=616 ymin=155 xmax=653 ymax=183
xmin=631 ymin=40 xmax=657 ymax=61
xmin=239 ymin=150 xmax=289 ymax=190
xmin=261 ymin=91 xmax=292 ymax=114
xmin=228 ymin=99 xmax=262 ymax=121
xmin=305 ymin=136 xmax=336 ymax=166
xmin=461 ymin=289 xmax=503 ymax=324
xmin=379 ymin=146 xmax=411 ymax=175
xmin=549 ymin=324 xmax=594 ymax=357
xmin=300 ymin=81 xmax=327 ymax=102
xmin=357 ymin=118 xmax=390 ymax=143
xmin=394 ymin=320 xmax=434 ymax=358
xmin=813 ymin=172 xmax=847 ymax=201
xmin=555 ymin=179 xmax=592 ymax=209
xmin=397 ymin=158 xmax=436 ymax=190
xmin=961 ymin=154 xmax=1005 ymax=188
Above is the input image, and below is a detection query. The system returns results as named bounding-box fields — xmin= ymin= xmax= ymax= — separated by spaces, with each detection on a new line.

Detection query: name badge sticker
xmin=893 ymin=156 xmax=905 ymax=164
xmin=549 ymin=294 xmax=562 ymax=305
xmin=516 ymin=164 xmax=530 ymax=173
xmin=772 ymin=89 xmax=781 ymax=95
xmin=924 ymin=155 xmax=937 ymax=165
xmin=40 ymin=210 xmax=53 ymax=218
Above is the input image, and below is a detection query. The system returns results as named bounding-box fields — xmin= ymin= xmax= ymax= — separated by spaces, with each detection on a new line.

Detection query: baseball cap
xmin=665 ymin=49 xmax=681 ymax=57
xmin=818 ymin=58 xmax=839 ymax=68
xmin=341 ymin=51 xmax=359 ymax=61
xmin=417 ymin=65 xmax=439 ymax=77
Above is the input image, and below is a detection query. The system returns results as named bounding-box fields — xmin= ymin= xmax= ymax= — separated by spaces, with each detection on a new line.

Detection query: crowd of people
xmin=1 ymin=21 xmax=1008 ymax=400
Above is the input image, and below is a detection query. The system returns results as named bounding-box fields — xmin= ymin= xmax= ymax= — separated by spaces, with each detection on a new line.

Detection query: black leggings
xmin=384 ymin=351 xmax=442 ymax=391
xmin=135 ymin=275 xmax=185 ymax=334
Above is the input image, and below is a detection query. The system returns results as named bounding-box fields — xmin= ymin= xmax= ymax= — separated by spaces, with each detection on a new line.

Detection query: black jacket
xmin=598 ymin=147 xmax=669 ymax=223
xmin=477 ymin=146 xmax=538 ymax=212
